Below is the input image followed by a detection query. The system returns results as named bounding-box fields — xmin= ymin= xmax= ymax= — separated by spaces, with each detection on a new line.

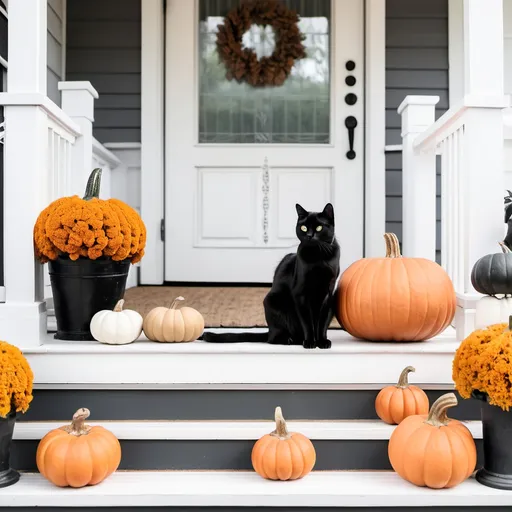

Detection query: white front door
xmin=165 ymin=0 xmax=364 ymax=283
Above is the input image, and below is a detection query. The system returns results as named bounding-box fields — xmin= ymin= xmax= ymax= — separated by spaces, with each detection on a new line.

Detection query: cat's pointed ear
xmin=296 ymin=203 xmax=308 ymax=218
xmin=322 ymin=203 xmax=334 ymax=222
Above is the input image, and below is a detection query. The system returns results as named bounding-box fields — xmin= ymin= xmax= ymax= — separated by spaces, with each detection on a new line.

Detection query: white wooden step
xmin=25 ymin=327 xmax=459 ymax=387
xmin=13 ymin=419 xmax=483 ymax=440
xmin=2 ymin=471 xmax=512 ymax=508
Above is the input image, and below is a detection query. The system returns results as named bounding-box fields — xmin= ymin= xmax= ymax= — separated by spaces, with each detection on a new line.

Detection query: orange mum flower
xmin=33 ymin=169 xmax=146 ymax=264
xmin=452 ymin=321 xmax=512 ymax=410
xmin=0 ymin=341 xmax=33 ymax=418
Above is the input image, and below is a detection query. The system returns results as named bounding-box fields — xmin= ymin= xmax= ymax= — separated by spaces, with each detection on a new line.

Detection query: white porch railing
xmin=399 ymin=95 xmax=508 ymax=341
xmin=47 ymin=110 xmax=80 ymax=200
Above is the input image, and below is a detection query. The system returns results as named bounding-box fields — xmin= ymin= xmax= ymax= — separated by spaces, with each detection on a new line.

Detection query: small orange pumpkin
xmin=36 ymin=408 xmax=121 ymax=488
xmin=337 ymin=233 xmax=456 ymax=341
xmin=143 ymin=296 xmax=205 ymax=342
xmin=388 ymin=392 xmax=477 ymax=489
xmin=375 ymin=366 xmax=429 ymax=424
xmin=251 ymin=406 xmax=316 ymax=481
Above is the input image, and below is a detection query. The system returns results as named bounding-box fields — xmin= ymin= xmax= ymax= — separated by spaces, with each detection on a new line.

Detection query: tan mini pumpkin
xmin=388 ymin=393 xmax=477 ymax=489
xmin=36 ymin=408 xmax=121 ymax=488
xmin=251 ymin=406 xmax=316 ymax=481
xmin=375 ymin=366 xmax=429 ymax=425
xmin=143 ymin=296 xmax=204 ymax=342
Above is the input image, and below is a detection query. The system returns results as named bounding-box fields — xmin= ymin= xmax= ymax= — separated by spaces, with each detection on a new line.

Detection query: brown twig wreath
xmin=216 ymin=0 xmax=306 ymax=87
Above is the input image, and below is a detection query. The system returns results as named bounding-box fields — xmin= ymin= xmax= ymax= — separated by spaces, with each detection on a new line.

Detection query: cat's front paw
xmin=303 ymin=339 xmax=316 ymax=349
xmin=317 ymin=338 xmax=332 ymax=349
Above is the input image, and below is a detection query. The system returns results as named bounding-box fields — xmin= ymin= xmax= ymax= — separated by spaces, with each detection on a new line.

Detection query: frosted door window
xmin=198 ymin=0 xmax=331 ymax=144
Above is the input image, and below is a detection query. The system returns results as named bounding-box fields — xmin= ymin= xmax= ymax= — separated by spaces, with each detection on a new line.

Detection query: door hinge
xmin=160 ymin=219 xmax=165 ymax=242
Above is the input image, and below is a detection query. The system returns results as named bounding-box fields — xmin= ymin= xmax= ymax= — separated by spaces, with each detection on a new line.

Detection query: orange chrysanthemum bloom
xmin=0 ymin=341 xmax=33 ymax=418
xmin=452 ymin=321 xmax=512 ymax=410
xmin=33 ymin=169 xmax=145 ymax=264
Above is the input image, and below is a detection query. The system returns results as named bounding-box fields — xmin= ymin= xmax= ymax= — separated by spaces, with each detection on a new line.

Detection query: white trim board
xmin=449 ymin=0 xmax=464 ymax=105
xmin=364 ymin=0 xmax=386 ymax=258
xmin=13 ymin=419 xmax=482 ymax=441
xmin=4 ymin=471 xmax=512 ymax=508
xmin=23 ymin=327 xmax=462 ymax=387
xmin=140 ymin=0 xmax=165 ymax=285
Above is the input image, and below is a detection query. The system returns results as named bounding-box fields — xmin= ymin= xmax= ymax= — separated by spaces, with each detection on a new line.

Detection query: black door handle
xmin=345 ymin=116 xmax=357 ymax=160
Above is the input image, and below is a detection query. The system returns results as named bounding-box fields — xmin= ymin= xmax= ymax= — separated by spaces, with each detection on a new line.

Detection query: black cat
xmin=201 ymin=203 xmax=340 ymax=349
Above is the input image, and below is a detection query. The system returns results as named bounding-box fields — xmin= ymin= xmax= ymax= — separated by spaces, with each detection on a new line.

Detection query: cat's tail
xmin=200 ymin=331 xmax=268 ymax=343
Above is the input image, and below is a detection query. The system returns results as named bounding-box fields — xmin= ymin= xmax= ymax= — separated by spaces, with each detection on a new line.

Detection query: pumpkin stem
xmin=270 ymin=406 xmax=291 ymax=440
xmin=83 ymin=168 xmax=102 ymax=200
xmin=63 ymin=408 xmax=92 ymax=436
xmin=499 ymin=241 xmax=512 ymax=254
xmin=113 ymin=299 xmax=125 ymax=312
xmin=384 ymin=233 xmax=402 ymax=258
xmin=170 ymin=296 xmax=185 ymax=309
xmin=507 ymin=315 xmax=512 ymax=333
xmin=396 ymin=366 xmax=415 ymax=388
xmin=425 ymin=392 xmax=457 ymax=427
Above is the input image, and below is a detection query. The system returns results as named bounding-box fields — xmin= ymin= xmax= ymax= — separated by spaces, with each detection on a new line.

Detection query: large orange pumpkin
xmin=337 ymin=233 xmax=456 ymax=341
xmin=388 ymin=393 xmax=477 ymax=489
xmin=36 ymin=408 xmax=121 ymax=488
xmin=375 ymin=366 xmax=429 ymax=425
xmin=251 ymin=406 xmax=316 ymax=480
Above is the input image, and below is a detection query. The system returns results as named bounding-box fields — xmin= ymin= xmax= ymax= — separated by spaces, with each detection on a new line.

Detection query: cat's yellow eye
xmin=300 ymin=225 xmax=307 ymax=232
xmin=316 ymin=225 xmax=323 ymax=232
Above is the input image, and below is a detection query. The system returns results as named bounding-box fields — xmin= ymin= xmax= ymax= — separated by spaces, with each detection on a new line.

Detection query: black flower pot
xmin=49 ymin=256 xmax=131 ymax=341
xmin=0 ymin=411 xmax=19 ymax=488
xmin=473 ymin=391 xmax=512 ymax=490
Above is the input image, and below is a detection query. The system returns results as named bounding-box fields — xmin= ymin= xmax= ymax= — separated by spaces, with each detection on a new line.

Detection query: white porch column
xmin=59 ymin=81 xmax=99 ymax=195
xmin=453 ymin=0 xmax=508 ymax=340
xmin=398 ymin=96 xmax=439 ymax=260
xmin=0 ymin=0 xmax=48 ymax=347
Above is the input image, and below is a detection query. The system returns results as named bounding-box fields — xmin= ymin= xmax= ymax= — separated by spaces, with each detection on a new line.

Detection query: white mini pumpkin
xmin=90 ymin=299 xmax=143 ymax=345
xmin=474 ymin=295 xmax=512 ymax=329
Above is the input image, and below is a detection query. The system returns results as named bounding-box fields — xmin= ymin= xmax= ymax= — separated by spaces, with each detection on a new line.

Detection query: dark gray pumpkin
xmin=471 ymin=242 xmax=512 ymax=296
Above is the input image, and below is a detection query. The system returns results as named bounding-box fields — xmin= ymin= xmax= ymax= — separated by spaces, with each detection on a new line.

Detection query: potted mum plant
xmin=33 ymin=168 xmax=146 ymax=341
xmin=453 ymin=319 xmax=512 ymax=490
xmin=0 ymin=341 xmax=33 ymax=487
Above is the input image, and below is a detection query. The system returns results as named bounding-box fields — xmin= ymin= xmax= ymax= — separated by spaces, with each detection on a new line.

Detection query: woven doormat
xmin=123 ymin=286 xmax=341 ymax=329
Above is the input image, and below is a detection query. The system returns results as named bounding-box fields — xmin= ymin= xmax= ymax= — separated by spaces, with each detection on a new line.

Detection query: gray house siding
xmin=385 ymin=0 xmax=449 ymax=262
xmin=66 ymin=0 xmax=141 ymax=144
xmin=47 ymin=0 xmax=65 ymax=105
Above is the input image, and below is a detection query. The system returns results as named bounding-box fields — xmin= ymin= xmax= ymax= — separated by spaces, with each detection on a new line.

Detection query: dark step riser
xmin=10 ymin=439 xmax=485 ymax=471
xmin=21 ymin=389 xmax=481 ymax=421
xmin=0 ymin=507 xmax=505 ymax=511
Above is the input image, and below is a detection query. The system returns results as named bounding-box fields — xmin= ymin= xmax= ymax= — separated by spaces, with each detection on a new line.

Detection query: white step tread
xmin=2 ymin=471 xmax=512 ymax=507
xmin=24 ymin=327 xmax=459 ymax=386
xmin=13 ymin=419 xmax=483 ymax=440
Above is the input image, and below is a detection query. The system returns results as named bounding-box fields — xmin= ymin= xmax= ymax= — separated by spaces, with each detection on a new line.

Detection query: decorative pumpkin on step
xmin=36 ymin=408 xmax=121 ymax=488
xmin=388 ymin=393 xmax=476 ymax=489
xmin=143 ymin=296 xmax=204 ymax=342
xmin=252 ymin=406 xmax=316 ymax=480
xmin=337 ymin=233 xmax=456 ymax=341
xmin=90 ymin=299 xmax=143 ymax=345
xmin=471 ymin=242 xmax=512 ymax=296
xmin=375 ymin=366 xmax=429 ymax=425
xmin=33 ymin=168 xmax=146 ymax=263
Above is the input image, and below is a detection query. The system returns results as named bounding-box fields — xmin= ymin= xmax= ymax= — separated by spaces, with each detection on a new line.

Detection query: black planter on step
xmin=473 ymin=390 xmax=512 ymax=490
xmin=0 ymin=411 xmax=19 ymax=488
xmin=49 ymin=256 xmax=130 ymax=341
